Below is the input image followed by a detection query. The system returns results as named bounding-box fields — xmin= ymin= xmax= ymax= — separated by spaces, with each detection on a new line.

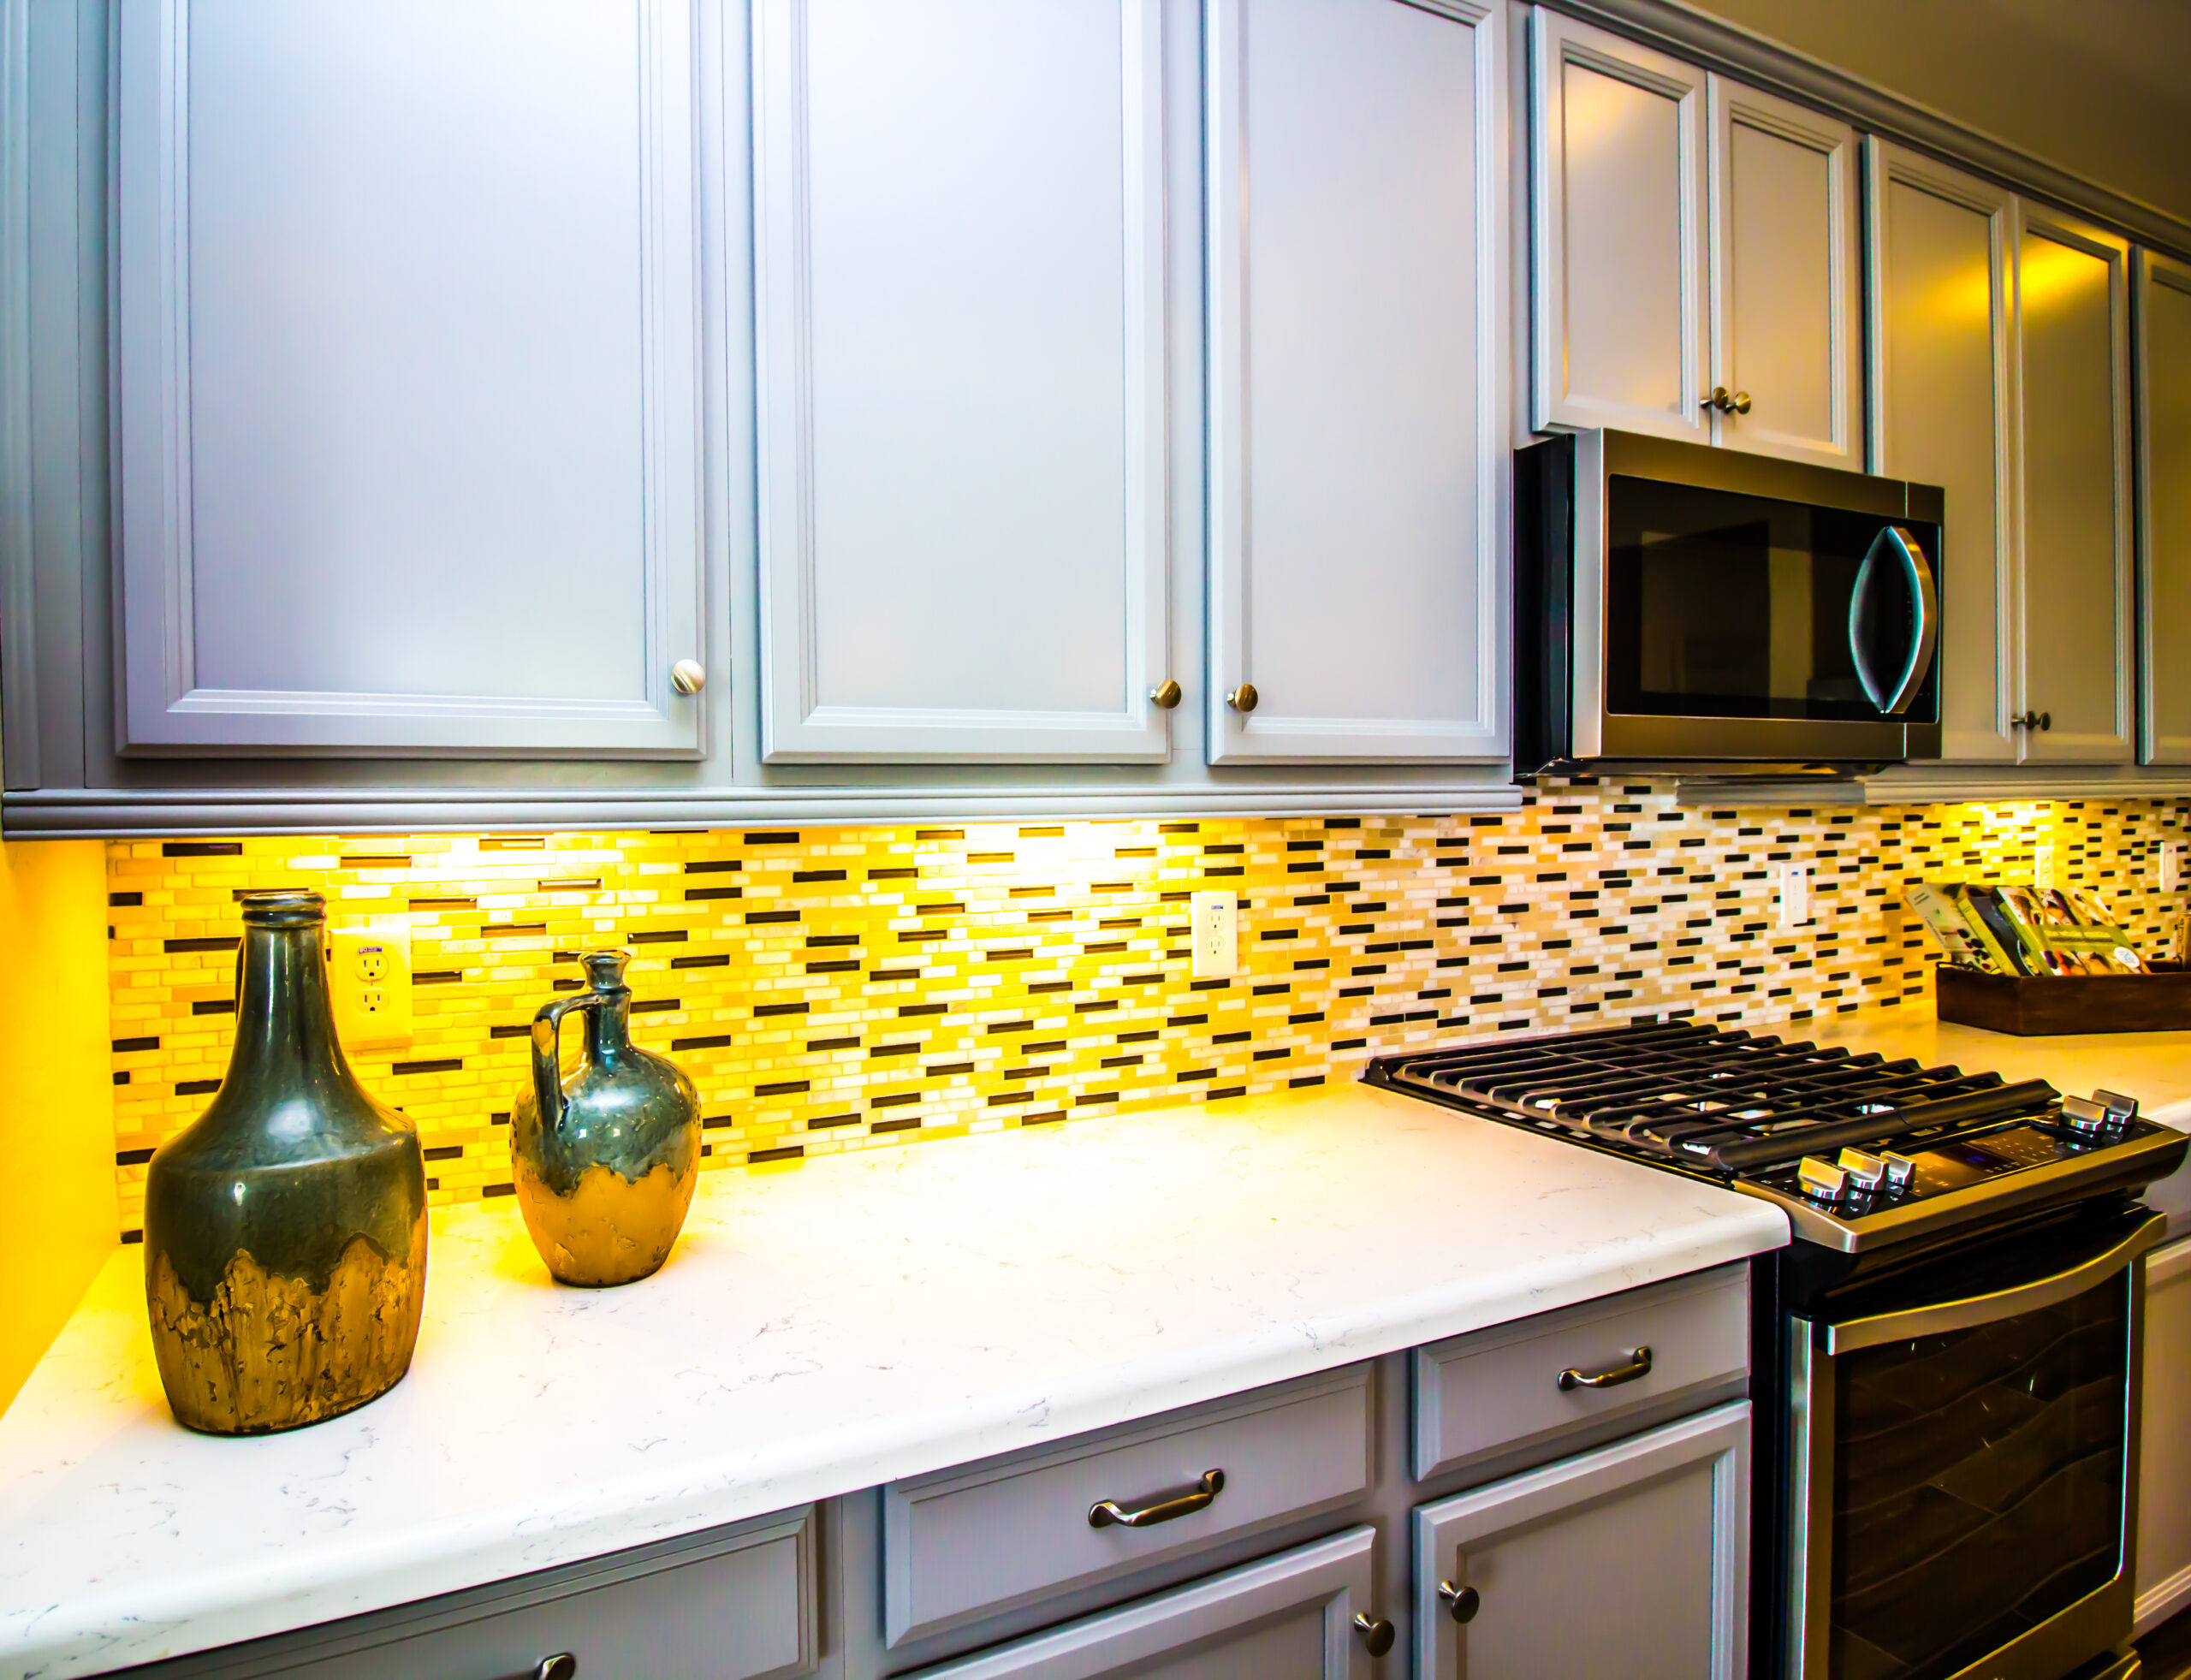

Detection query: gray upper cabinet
xmin=751 ymin=0 xmax=1171 ymax=764
xmin=1706 ymin=79 xmax=1860 ymax=469
xmin=2138 ymin=251 xmax=2191 ymax=764
xmin=1411 ymin=1402 xmax=1749 ymax=1680
xmin=1529 ymin=13 xmax=1707 ymax=443
xmin=112 ymin=0 xmax=708 ymax=757
xmin=2015 ymin=203 xmax=2134 ymax=763
xmin=1865 ymin=141 xmax=2019 ymax=763
xmin=1529 ymin=15 xmax=1857 ymax=468
xmin=1203 ymin=0 xmax=1505 ymax=764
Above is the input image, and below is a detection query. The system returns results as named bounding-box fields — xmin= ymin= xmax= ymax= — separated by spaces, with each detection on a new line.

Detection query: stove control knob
xmin=1837 ymin=1148 xmax=1886 ymax=1195
xmin=1881 ymin=1151 xmax=1918 ymax=1193
xmin=2060 ymin=1095 xmax=2110 ymax=1135
xmin=1797 ymin=1155 xmax=1850 ymax=1203
xmin=2095 ymin=1089 xmax=2140 ymax=1128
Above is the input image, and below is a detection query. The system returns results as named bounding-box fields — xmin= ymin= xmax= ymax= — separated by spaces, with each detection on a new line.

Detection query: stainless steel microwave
xmin=1514 ymin=430 xmax=1945 ymax=775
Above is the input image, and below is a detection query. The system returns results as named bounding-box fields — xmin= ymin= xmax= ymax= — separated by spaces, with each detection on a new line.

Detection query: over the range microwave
xmin=1514 ymin=429 xmax=1945 ymax=775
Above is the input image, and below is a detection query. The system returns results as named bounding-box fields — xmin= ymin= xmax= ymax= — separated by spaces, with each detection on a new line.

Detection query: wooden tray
xmin=1934 ymin=961 xmax=2191 ymax=1036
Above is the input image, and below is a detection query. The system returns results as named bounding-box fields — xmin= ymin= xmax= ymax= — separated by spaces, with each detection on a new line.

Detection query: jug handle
xmin=530 ymin=993 xmax=603 ymax=1133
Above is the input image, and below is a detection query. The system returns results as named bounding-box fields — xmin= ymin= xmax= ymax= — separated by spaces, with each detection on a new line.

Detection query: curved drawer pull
xmin=1556 ymin=1345 xmax=1653 ymax=1392
xmin=532 ymin=1657 xmax=578 ymax=1680
xmin=1088 ymin=1468 xmax=1225 ymax=1529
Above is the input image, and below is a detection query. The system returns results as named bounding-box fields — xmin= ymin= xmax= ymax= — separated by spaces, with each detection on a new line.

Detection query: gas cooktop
xmin=1363 ymin=1019 xmax=2188 ymax=1251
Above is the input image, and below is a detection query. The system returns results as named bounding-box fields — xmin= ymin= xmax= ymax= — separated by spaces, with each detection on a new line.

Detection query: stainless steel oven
xmin=1514 ymin=429 xmax=1945 ymax=775
xmin=1784 ymin=1206 xmax=2164 ymax=1680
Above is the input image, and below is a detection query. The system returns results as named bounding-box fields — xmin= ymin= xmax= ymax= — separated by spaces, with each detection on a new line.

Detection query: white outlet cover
xmin=2034 ymin=842 xmax=2057 ymax=892
xmin=1190 ymin=890 xmax=1238 ymax=981
xmin=1779 ymin=864 xmax=1809 ymax=929
xmin=2164 ymin=843 xmax=2183 ymax=893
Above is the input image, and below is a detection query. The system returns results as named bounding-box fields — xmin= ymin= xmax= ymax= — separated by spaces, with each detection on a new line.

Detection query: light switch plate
xmin=328 ymin=921 xmax=413 ymax=1048
xmin=1191 ymin=890 xmax=1238 ymax=980
xmin=1778 ymin=864 xmax=1810 ymax=930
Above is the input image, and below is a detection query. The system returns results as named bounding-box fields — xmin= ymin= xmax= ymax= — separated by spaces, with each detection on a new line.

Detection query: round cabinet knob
xmin=1149 ymin=679 xmax=1183 ymax=709
xmin=1352 ymin=1614 xmax=1397 ymax=1658
xmin=1226 ymin=683 xmax=1260 ymax=714
xmin=1437 ymin=1580 xmax=1481 ymax=1624
xmin=1703 ymin=386 xmax=1752 ymax=415
xmin=534 ymin=1656 xmax=579 ymax=1680
xmin=1731 ymin=389 xmax=1752 ymax=414
xmin=2012 ymin=709 xmax=2053 ymax=732
xmin=670 ymin=659 xmax=707 ymax=697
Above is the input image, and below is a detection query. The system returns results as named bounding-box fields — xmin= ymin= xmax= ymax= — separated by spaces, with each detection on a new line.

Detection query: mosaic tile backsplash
xmin=104 ymin=784 xmax=2191 ymax=1239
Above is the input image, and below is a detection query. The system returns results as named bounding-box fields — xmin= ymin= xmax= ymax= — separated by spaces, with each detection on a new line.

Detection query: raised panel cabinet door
xmin=1865 ymin=140 xmax=2020 ymax=763
xmin=2137 ymin=252 xmax=2191 ymax=763
xmin=113 ymin=0 xmax=707 ymax=756
xmin=1529 ymin=12 xmax=1707 ymax=442
xmin=752 ymin=0 xmax=1169 ymax=763
xmin=1411 ymin=1402 xmax=1749 ymax=1680
xmin=1203 ymin=0 xmax=1505 ymax=763
xmin=2137 ymin=1237 xmax=2191 ymax=1633
xmin=905 ymin=1527 xmax=1377 ymax=1680
xmin=2016 ymin=203 xmax=2135 ymax=763
xmin=1707 ymin=77 xmax=1859 ymax=468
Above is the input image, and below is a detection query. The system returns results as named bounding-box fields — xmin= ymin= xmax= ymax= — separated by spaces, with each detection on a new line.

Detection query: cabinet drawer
xmin=133 ymin=1506 xmax=816 ymax=1680
xmin=884 ymin=1365 xmax=1372 ymax=1647
xmin=905 ymin=1525 xmax=1377 ymax=1680
xmin=1411 ymin=1262 xmax=1749 ymax=1481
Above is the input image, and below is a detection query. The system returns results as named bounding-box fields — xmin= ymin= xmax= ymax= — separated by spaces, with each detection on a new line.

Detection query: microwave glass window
xmin=1605 ymin=477 xmax=1940 ymax=721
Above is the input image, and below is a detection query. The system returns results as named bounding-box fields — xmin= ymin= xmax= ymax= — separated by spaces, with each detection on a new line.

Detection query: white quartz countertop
xmin=0 ymin=1082 xmax=1787 ymax=1678
xmin=1796 ymin=1008 xmax=2191 ymax=1235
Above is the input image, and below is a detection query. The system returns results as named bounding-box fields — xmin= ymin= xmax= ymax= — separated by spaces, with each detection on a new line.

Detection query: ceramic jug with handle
xmin=510 ymin=950 xmax=701 ymax=1286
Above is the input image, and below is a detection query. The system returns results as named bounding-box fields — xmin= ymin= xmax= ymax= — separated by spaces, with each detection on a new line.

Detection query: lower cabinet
xmin=1410 ymin=1403 xmax=1750 ymax=1680
xmin=2139 ymin=1236 xmax=2191 ymax=1633
xmin=905 ymin=1526 xmax=1378 ymax=1680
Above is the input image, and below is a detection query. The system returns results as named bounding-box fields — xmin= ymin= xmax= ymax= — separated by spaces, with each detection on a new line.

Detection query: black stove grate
xmin=1365 ymin=1019 xmax=2062 ymax=1178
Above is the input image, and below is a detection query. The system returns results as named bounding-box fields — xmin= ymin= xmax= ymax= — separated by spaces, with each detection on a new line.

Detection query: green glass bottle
xmin=142 ymin=891 xmax=428 ymax=1434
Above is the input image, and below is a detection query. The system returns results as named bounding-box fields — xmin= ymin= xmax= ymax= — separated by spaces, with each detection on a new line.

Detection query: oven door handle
xmin=1825 ymin=1210 xmax=2165 ymax=1356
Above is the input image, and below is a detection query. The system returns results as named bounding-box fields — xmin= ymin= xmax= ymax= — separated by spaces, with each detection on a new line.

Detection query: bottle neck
xmin=583 ymin=989 xmax=631 ymax=1064
xmin=228 ymin=920 xmax=350 ymax=1088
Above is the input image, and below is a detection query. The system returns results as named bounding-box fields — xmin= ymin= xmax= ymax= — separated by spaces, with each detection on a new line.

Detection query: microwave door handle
xmin=1847 ymin=525 xmax=1940 ymax=716
xmin=1825 ymin=1210 xmax=2164 ymax=1356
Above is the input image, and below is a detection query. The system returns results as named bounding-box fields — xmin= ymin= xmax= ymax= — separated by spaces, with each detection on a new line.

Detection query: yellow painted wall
xmin=0 ymin=840 xmax=116 ymax=1412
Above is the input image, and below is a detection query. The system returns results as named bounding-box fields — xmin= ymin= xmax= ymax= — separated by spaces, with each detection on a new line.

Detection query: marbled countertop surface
xmin=0 ymin=1081 xmax=1786 ymax=1678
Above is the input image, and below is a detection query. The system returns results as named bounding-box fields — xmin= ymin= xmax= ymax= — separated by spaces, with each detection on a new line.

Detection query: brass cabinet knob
xmin=670 ymin=659 xmax=706 ymax=697
xmin=1149 ymin=679 xmax=1183 ymax=709
xmin=1704 ymin=386 xmax=1752 ymax=415
xmin=1352 ymin=1613 xmax=1397 ymax=1657
xmin=1226 ymin=683 xmax=1260 ymax=714
xmin=534 ymin=1657 xmax=579 ymax=1680
xmin=1437 ymin=1580 xmax=1482 ymax=1624
xmin=2013 ymin=709 xmax=2052 ymax=732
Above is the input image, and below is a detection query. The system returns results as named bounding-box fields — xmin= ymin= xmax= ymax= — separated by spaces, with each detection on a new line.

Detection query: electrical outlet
xmin=1191 ymin=890 xmax=1238 ymax=980
xmin=2034 ymin=841 xmax=2057 ymax=892
xmin=328 ymin=921 xmax=413 ymax=1048
xmin=1778 ymin=864 xmax=1810 ymax=930
xmin=2164 ymin=843 xmax=2184 ymax=893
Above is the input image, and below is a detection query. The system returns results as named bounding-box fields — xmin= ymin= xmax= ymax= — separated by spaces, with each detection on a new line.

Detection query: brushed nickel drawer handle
xmin=1557 ymin=1345 xmax=1653 ymax=1392
xmin=533 ymin=1656 xmax=578 ymax=1680
xmin=1089 ymin=1468 xmax=1224 ymax=1529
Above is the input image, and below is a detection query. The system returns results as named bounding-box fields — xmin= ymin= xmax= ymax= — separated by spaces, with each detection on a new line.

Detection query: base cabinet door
xmin=907 ymin=1527 xmax=1376 ymax=1680
xmin=2139 ymin=1237 xmax=2191 ymax=1633
xmin=1411 ymin=1404 xmax=1748 ymax=1680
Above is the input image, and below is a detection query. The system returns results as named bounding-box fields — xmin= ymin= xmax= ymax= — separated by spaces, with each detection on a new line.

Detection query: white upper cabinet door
xmin=2015 ymin=203 xmax=2135 ymax=763
xmin=2138 ymin=252 xmax=2191 ymax=764
xmin=1204 ymin=0 xmax=1505 ymax=763
xmin=1865 ymin=141 xmax=2019 ymax=763
xmin=752 ymin=0 xmax=1169 ymax=763
xmin=1706 ymin=78 xmax=1860 ymax=467
xmin=113 ymin=0 xmax=707 ymax=757
xmin=1529 ymin=12 xmax=1707 ymax=442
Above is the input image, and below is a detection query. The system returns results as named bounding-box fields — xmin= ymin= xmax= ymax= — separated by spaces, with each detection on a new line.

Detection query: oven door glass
xmin=1829 ymin=1275 xmax=2127 ymax=1679
xmin=1605 ymin=476 xmax=1942 ymax=724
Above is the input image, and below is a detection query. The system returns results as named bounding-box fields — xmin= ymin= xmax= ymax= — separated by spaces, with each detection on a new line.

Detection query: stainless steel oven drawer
xmin=1411 ymin=1262 xmax=1749 ymax=1481
xmin=882 ymin=1364 xmax=1371 ymax=1648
